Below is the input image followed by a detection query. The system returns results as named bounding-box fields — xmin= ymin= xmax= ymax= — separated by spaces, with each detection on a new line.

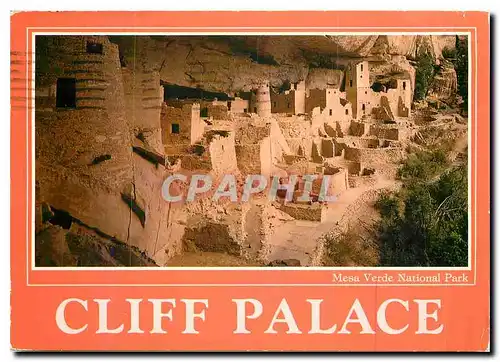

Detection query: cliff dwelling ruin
xmin=34 ymin=34 xmax=468 ymax=267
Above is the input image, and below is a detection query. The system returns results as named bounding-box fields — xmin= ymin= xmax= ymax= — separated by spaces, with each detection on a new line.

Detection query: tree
xmin=397 ymin=149 xmax=448 ymax=180
xmin=376 ymin=152 xmax=468 ymax=267
xmin=455 ymin=35 xmax=469 ymax=112
xmin=413 ymin=51 xmax=435 ymax=101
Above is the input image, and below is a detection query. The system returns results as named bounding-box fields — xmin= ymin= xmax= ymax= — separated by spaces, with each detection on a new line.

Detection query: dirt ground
xmin=263 ymin=175 xmax=400 ymax=266
xmin=166 ymin=251 xmax=263 ymax=267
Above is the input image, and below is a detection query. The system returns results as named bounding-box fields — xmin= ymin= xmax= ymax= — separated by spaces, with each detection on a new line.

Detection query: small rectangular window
xmin=329 ymin=109 xmax=333 ymax=116
xmin=349 ymin=80 xmax=353 ymax=87
xmin=171 ymin=123 xmax=180 ymax=134
xmin=119 ymin=54 xmax=127 ymax=67
xmin=243 ymin=108 xmax=248 ymax=113
xmin=86 ymin=41 xmax=103 ymax=54
xmin=56 ymin=78 xmax=76 ymax=108
xmin=273 ymin=102 xmax=277 ymax=108
xmin=403 ymin=81 xmax=406 ymax=90
xmin=345 ymin=109 xmax=349 ymax=115
xmin=360 ymin=64 xmax=363 ymax=71
xmin=119 ymin=48 xmax=127 ymax=67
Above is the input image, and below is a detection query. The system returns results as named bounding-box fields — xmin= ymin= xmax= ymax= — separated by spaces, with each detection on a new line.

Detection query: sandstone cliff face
xmin=305 ymin=68 xmax=344 ymax=89
xmin=429 ymin=35 xmax=457 ymax=62
xmin=309 ymin=35 xmax=379 ymax=57
xmin=113 ymin=36 xmax=308 ymax=94
xmin=369 ymin=55 xmax=416 ymax=93
xmin=35 ymin=224 xmax=157 ymax=267
xmin=428 ymin=61 xmax=458 ymax=100
xmin=384 ymin=35 xmax=419 ymax=57
xmin=371 ymin=35 xmax=456 ymax=61
xmin=111 ymin=34 xmax=455 ymax=96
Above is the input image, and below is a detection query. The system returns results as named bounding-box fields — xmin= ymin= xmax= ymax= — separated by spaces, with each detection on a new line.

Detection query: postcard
xmin=10 ymin=11 xmax=490 ymax=351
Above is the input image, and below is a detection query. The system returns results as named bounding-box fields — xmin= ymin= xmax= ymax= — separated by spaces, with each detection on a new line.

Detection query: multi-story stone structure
xmin=35 ymin=35 xmax=184 ymax=265
xmin=346 ymin=60 xmax=412 ymax=120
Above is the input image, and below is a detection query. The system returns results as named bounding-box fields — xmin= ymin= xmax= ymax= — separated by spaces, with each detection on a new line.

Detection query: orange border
xmin=11 ymin=11 xmax=490 ymax=351
xmin=24 ymin=22 xmax=478 ymax=288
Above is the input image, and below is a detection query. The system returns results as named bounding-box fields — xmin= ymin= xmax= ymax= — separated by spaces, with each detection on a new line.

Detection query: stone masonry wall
xmin=209 ymin=132 xmax=239 ymax=176
xmin=35 ymin=36 xmax=134 ymax=242
xmin=35 ymin=35 xmax=182 ymax=264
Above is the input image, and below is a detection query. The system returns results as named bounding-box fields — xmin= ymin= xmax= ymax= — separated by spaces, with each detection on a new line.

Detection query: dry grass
xmin=323 ymin=228 xmax=380 ymax=267
xmin=166 ymin=251 xmax=263 ymax=267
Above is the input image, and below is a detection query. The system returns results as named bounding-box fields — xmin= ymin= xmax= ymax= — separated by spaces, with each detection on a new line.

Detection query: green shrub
xmin=414 ymin=51 xmax=435 ymax=101
xmin=375 ymin=191 xmax=400 ymax=221
xmin=441 ymin=46 xmax=456 ymax=59
xmin=377 ymin=164 xmax=468 ymax=267
xmin=324 ymin=229 xmax=379 ymax=267
xmin=397 ymin=149 xmax=448 ymax=180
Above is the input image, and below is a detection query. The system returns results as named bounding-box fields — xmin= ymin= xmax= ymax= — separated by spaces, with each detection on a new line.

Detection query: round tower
xmin=35 ymin=35 xmax=133 ymax=241
xmin=254 ymin=83 xmax=271 ymax=117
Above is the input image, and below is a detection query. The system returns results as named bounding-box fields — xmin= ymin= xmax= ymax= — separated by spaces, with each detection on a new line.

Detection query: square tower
xmin=345 ymin=61 xmax=371 ymax=119
xmin=396 ymin=78 xmax=412 ymax=117
xmin=293 ymin=80 xmax=306 ymax=114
